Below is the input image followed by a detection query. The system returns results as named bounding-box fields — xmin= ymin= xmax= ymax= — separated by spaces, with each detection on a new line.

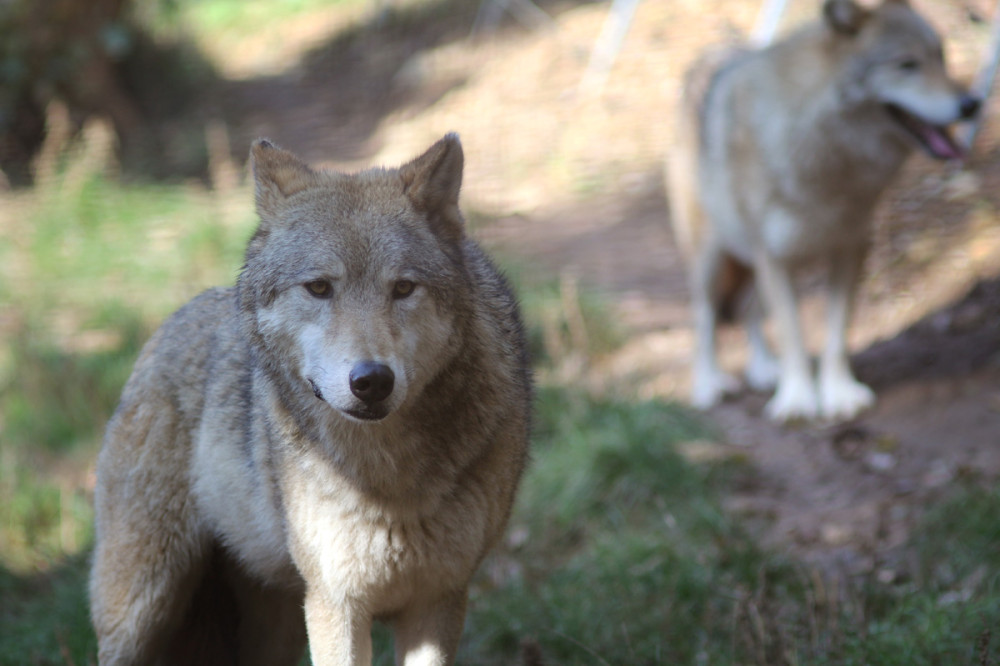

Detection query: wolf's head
xmin=239 ymin=135 xmax=470 ymax=423
xmin=825 ymin=0 xmax=979 ymax=159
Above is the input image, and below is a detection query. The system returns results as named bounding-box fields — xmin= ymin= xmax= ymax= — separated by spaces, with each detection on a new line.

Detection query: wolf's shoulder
xmin=156 ymin=287 xmax=240 ymax=348
xmin=121 ymin=287 xmax=242 ymax=402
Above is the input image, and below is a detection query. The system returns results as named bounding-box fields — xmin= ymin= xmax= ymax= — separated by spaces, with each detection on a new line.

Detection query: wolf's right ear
xmin=400 ymin=133 xmax=465 ymax=243
xmin=250 ymin=139 xmax=317 ymax=220
xmin=823 ymin=0 xmax=869 ymax=35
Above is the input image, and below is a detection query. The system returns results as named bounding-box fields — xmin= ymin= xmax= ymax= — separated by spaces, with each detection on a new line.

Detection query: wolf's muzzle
xmin=349 ymin=361 xmax=395 ymax=403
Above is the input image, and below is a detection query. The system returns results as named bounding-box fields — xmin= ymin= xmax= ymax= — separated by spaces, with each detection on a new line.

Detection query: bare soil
xmin=213 ymin=0 xmax=1000 ymax=577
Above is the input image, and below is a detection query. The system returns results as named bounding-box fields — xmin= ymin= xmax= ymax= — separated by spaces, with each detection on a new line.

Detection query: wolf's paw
xmin=745 ymin=350 xmax=780 ymax=392
xmin=691 ymin=369 xmax=740 ymax=409
xmin=820 ymin=376 xmax=874 ymax=422
xmin=765 ymin=377 xmax=819 ymax=422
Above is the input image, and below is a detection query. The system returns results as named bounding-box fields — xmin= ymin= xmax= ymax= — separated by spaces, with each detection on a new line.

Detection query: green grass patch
xmin=176 ymin=0 xmax=362 ymax=36
xmin=500 ymin=261 xmax=626 ymax=367
xmin=0 ymin=557 xmax=96 ymax=666
xmin=13 ymin=174 xmax=254 ymax=325
xmin=457 ymin=473 xmax=1000 ymax=665
xmin=828 ymin=487 xmax=1000 ymax=666
xmin=456 ymin=389 xmax=781 ymax=665
xmin=3 ymin=318 xmax=145 ymax=454
xmin=1 ymin=172 xmax=256 ymax=575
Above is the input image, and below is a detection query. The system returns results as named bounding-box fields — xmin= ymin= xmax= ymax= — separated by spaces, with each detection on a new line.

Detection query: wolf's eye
xmin=898 ymin=58 xmax=921 ymax=71
xmin=392 ymin=280 xmax=416 ymax=299
xmin=304 ymin=280 xmax=332 ymax=299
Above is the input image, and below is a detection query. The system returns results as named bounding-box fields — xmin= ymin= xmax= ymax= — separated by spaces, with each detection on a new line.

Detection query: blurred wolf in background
xmin=667 ymin=0 xmax=979 ymax=422
xmin=89 ymin=134 xmax=532 ymax=665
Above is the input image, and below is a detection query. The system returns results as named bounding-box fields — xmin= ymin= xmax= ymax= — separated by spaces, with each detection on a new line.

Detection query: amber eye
xmin=304 ymin=280 xmax=332 ymax=299
xmin=392 ymin=280 xmax=416 ymax=299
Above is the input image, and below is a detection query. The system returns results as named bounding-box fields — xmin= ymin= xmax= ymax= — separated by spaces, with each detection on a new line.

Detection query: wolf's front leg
xmin=755 ymin=251 xmax=819 ymax=421
xmin=820 ymin=244 xmax=874 ymax=421
xmin=392 ymin=589 xmax=468 ymax=666
xmin=90 ymin=402 xmax=212 ymax=666
xmin=304 ymin=590 xmax=373 ymax=666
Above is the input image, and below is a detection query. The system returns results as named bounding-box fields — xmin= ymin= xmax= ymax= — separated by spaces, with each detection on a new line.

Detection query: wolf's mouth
xmin=308 ymin=379 xmax=324 ymax=401
xmin=343 ymin=406 xmax=389 ymax=422
xmin=883 ymin=103 xmax=963 ymax=160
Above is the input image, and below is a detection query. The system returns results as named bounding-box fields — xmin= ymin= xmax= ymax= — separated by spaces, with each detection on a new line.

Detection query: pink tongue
xmin=923 ymin=126 xmax=962 ymax=160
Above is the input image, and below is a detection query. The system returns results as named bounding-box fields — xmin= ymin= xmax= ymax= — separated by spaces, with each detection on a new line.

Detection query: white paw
xmin=765 ymin=377 xmax=819 ymax=422
xmin=745 ymin=350 xmax=780 ymax=392
xmin=820 ymin=376 xmax=875 ymax=421
xmin=691 ymin=369 xmax=740 ymax=409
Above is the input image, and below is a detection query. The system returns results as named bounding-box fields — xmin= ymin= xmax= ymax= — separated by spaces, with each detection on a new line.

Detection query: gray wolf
xmin=89 ymin=134 xmax=532 ymax=665
xmin=667 ymin=0 xmax=979 ymax=421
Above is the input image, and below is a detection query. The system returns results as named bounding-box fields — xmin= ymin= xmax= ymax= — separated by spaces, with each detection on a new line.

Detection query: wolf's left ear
xmin=823 ymin=0 xmax=870 ymax=35
xmin=250 ymin=139 xmax=318 ymax=221
xmin=400 ymin=133 xmax=465 ymax=242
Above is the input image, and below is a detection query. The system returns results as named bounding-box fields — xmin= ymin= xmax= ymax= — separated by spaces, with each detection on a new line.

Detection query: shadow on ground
xmin=856 ymin=276 xmax=1000 ymax=389
xmin=219 ymin=0 xmax=596 ymax=165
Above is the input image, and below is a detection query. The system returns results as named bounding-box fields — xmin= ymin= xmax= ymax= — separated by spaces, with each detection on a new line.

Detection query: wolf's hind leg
xmin=754 ymin=250 xmax=819 ymax=421
xmin=155 ymin=548 xmax=307 ymax=666
xmin=690 ymin=245 xmax=744 ymax=408
xmin=90 ymin=401 xmax=210 ymax=665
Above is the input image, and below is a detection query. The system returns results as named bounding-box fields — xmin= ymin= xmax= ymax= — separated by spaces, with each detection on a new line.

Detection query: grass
xmin=175 ymin=0 xmax=364 ymax=36
xmin=509 ymin=267 xmax=626 ymax=367
xmin=0 ymin=557 xmax=94 ymax=666
xmin=454 ymin=389 xmax=763 ymax=665
xmin=0 ymin=156 xmax=257 ymax=578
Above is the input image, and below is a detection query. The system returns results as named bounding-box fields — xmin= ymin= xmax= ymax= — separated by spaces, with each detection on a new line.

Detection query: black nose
xmin=960 ymin=94 xmax=981 ymax=120
xmin=349 ymin=361 xmax=394 ymax=403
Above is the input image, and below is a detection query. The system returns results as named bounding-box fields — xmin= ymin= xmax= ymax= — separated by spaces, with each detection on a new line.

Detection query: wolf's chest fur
xmin=279 ymin=443 xmax=490 ymax=612
xmin=194 ymin=386 xmax=493 ymax=607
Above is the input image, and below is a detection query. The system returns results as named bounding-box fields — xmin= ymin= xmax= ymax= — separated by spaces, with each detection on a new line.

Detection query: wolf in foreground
xmin=667 ymin=0 xmax=979 ymax=422
xmin=89 ymin=134 xmax=532 ymax=665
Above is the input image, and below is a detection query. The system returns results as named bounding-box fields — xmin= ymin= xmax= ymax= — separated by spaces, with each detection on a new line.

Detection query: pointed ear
xmin=250 ymin=139 xmax=317 ymax=220
xmin=823 ymin=0 xmax=870 ymax=35
xmin=399 ymin=133 xmax=465 ymax=242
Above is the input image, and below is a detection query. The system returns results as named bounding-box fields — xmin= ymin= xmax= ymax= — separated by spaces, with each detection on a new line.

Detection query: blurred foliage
xmin=0 ymin=0 xmax=217 ymax=185
xmin=0 ymin=134 xmax=257 ymax=576
xmin=0 ymin=555 xmax=96 ymax=666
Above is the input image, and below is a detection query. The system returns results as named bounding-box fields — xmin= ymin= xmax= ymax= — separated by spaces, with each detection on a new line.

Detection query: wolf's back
xmin=105 ymin=287 xmax=243 ymax=445
xmin=666 ymin=47 xmax=749 ymax=258
xmin=127 ymin=287 xmax=241 ymax=402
